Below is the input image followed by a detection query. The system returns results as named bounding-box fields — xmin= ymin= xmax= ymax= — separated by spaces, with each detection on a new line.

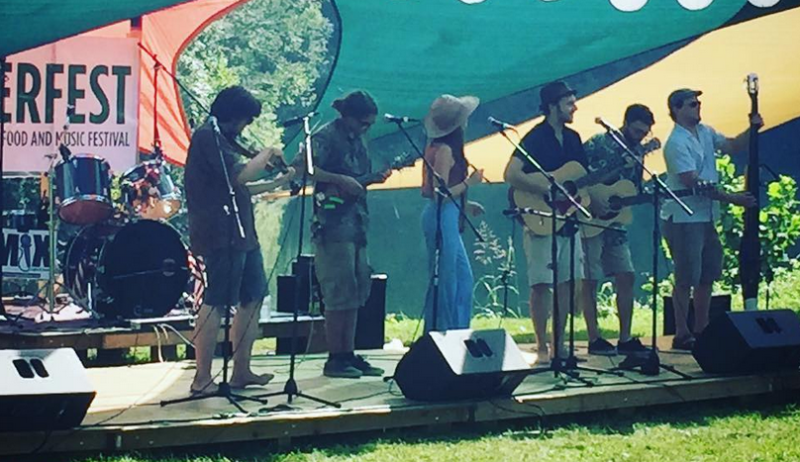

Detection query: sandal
xmin=671 ymin=334 xmax=696 ymax=351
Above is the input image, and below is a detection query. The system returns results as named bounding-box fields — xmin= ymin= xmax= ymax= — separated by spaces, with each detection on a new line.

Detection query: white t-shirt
xmin=661 ymin=123 xmax=727 ymax=223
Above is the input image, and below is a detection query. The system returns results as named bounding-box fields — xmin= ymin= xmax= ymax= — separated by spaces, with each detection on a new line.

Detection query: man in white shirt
xmin=662 ymin=88 xmax=760 ymax=350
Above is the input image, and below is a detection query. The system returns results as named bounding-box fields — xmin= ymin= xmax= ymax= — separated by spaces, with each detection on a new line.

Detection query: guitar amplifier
xmin=276 ymin=274 xmax=387 ymax=354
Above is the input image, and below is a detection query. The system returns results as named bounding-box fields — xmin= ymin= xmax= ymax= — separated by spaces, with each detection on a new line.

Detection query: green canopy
xmin=283 ymin=0 xmax=800 ymax=158
xmin=0 ymin=0 xmax=192 ymax=57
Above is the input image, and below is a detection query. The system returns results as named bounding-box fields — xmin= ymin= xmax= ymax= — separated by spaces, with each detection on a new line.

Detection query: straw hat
xmin=423 ymin=94 xmax=480 ymax=139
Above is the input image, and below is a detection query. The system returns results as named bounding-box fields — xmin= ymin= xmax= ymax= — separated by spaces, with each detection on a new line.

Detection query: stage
xmin=2 ymin=337 xmax=800 ymax=457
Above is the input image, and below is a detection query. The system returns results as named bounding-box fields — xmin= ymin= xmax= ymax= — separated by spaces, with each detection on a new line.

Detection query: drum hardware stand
xmin=596 ymin=119 xmax=693 ymax=378
xmin=161 ymin=116 xmax=268 ymax=412
xmin=254 ymin=112 xmax=340 ymax=408
xmin=389 ymin=118 xmax=483 ymax=332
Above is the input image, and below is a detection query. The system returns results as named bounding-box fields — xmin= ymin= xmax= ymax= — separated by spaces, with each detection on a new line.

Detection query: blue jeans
xmin=421 ymin=200 xmax=473 ymax=332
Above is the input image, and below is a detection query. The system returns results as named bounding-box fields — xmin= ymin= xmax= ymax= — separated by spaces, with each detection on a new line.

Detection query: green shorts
xmin=314 ymin=241 xmax=371 ymax=311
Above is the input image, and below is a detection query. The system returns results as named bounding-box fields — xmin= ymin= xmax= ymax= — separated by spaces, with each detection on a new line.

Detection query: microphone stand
xmin=598 ymin=123 xmax=693 ymax=378
xmin=494 ymin=126 xmax=601 ymax=384
xmin=254 ymin=113 xmax=340 ymax=408
xmin=161 ymin=117 xmax=269 ymax=412
xmin=390 ymin=119 xmax=483 ymax=332
xmin=505 ymin=207 xmax=624 ymax=382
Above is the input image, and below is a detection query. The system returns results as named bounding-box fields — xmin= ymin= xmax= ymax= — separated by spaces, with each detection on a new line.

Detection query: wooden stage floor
xmin=3 ymin=338 xmax=800 ymax=456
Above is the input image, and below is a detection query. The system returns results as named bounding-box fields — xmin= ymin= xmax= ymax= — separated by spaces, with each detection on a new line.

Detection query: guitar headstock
xmin=746 ymin=73 xmax=759 ymax=97
xmin=642 ymin=137 xmax=662 ymax=154
xmin=691 ymin=180 xmax=718 ymax=196
xmin=388 ymin=152 xmax=419 ymax=171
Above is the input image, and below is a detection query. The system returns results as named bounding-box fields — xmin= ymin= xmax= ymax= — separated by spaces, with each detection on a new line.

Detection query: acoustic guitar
xmin=511 ymin=138 xmax=661 ymax=235
xmin=581 ymin=182 xmax=717 ymax=238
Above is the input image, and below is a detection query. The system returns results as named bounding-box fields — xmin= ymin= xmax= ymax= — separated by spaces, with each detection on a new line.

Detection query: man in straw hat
xmin=420 ymin=94 xmax=485 ymax=333
xmin=307 ymin=90 xmax=390 ymax=379
xmin=662 ymin=88 xmax=759 ymax=350
xmin=503 ymin=80 xmax=587 ymax=363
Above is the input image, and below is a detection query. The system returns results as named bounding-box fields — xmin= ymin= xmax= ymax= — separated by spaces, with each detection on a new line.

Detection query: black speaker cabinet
xmin=0 ymin=348 xmax=96 ymax=432
xmin=663 ymin=295 xmax=731 ymax=336
xmin=355 ymin=274 xmax=387 ymax=350
xmin=277 ymin=254 xmax=322 ymax=314
xmin=693 ymin=309 xmax=800 ymax=374
xmin=277 ymin=274 xmax=387 ymax=354
xmin=394 ymin=329 xmax=530 ymax=402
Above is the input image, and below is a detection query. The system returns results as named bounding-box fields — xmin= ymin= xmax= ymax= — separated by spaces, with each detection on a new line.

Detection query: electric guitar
xmin=581 ymin=181 xmax=717 ymax=238
xmin=511 ymin=138 xmax=661 ymax=235
xmin=313 ymin=152 xmax=418 ymax=210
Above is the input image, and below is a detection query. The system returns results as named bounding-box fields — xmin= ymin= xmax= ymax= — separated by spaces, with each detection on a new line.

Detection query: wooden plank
xmin=0 ymin=316 xmax=326 ymax=351
xmin=3 ymin=371 xmax=800 ymax=456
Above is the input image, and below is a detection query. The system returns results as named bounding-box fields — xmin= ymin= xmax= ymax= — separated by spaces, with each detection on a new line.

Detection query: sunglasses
xmin=685 ymin=100 xmax=701 ymax=109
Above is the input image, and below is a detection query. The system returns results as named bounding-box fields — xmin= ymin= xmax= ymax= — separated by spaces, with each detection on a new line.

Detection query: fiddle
xmin=227 ymin=134 xmax=290 ymax=174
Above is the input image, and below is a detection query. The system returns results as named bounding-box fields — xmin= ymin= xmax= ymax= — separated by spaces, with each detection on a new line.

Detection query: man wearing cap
xmin=581 ymin=104 xmax=657 ymax=357
xmin=503 ymin=80 xmax=587 ymax=362
xmin=307 ymin=90 xmax=390 ymax=378
xmin=662 ymin=88 xmax=759 ymax=350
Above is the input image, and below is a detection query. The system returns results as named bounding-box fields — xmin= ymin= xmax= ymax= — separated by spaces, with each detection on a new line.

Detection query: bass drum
xmin=64 ymin=220 xmax=189 ymax=319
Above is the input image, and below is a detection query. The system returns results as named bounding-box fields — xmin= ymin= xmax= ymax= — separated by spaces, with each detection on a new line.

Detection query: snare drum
xmin=121 ymin=160 xmax=182 ymax=220
xmin=54 ymin=154 xmax=113 ymax=225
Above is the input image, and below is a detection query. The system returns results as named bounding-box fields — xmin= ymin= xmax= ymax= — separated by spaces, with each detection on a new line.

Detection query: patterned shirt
xmin=583 ymin=132 xmax=646 ymax=247
xmin=310 ymin=119 xmax=372 ymax=245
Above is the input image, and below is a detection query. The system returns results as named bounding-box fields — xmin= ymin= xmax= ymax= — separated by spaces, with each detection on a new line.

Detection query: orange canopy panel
xmin=79 ymin=0 xmax=249 ymax=166
xmin=139 ymin=0 xmax=251 ymax=166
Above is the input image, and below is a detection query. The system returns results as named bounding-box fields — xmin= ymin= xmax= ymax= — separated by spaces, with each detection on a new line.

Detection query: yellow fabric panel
xmin=376 ymin=8 xmax=800 ymax=190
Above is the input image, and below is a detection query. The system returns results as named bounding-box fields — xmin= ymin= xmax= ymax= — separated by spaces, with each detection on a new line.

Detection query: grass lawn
xmin=72 ymin=399 xmax=800 ymax=462
xmin=383 ymin=308 xmax=657 ymax=348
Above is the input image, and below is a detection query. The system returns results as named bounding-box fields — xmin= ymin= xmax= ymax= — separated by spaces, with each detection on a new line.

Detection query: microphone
xmin=488 ymin=116 xmax=517 ymax=131
xmin=384 ymin=113 xmax=420 ymax=124
xmin=281 ymin=111 xmax=318 ymax=128
xmin=595 ymin=117 xmax=622 ymax=134
xmin=59 ymin=105 xmax=76 ymax=162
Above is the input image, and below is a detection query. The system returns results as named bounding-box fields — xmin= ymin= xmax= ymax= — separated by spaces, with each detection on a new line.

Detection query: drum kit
xmin=8 ymin=151 xmax=199 ymax=321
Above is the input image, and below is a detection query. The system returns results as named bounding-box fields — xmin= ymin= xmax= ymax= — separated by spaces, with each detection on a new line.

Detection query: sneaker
xmin=617 ymin=338 xmax=650 ymax=356
xmin=671 ymin=334 xmax=696 ymax=351
xmin=323 ymin=359 xmax=363 ymax=379
xmin=588 ymin=338 xmax=617 ymax=356
xmin=350 ymin=354 xmax=384 ymax=377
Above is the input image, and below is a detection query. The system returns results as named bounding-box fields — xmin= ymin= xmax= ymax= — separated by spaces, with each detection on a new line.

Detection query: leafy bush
xmin=716 ymin=154 xmax=800 ymax=300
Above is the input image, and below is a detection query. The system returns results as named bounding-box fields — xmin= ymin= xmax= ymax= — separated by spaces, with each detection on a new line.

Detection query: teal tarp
xmin=0 ymin=0 xmax=193 ymax=57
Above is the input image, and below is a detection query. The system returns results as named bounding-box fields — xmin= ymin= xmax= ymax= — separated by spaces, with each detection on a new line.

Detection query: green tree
xmin=176 ymin=0 xmax=334 ymax=149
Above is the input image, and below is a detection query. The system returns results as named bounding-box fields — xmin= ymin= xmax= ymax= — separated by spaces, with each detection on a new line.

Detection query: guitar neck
xmin=620 ymin=184 xmax=716 ymax=207
xmin=356 ymin=171 xmax=388 ymax=188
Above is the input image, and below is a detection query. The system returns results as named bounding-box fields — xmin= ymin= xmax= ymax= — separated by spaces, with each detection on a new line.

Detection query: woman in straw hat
xmin=420 ymin=94 xmax=485 ymax=333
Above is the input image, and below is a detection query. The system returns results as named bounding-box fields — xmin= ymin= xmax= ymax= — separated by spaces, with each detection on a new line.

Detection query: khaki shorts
xmin=314 ymin=241 xmax=371 ymax=311
xmin=522 ymin=229 xmax=584 ymax=287
xmin=582 ymin=234 xmax=634 ymax=280
xmin=662 ymin=219 xmax=723 ymax=287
